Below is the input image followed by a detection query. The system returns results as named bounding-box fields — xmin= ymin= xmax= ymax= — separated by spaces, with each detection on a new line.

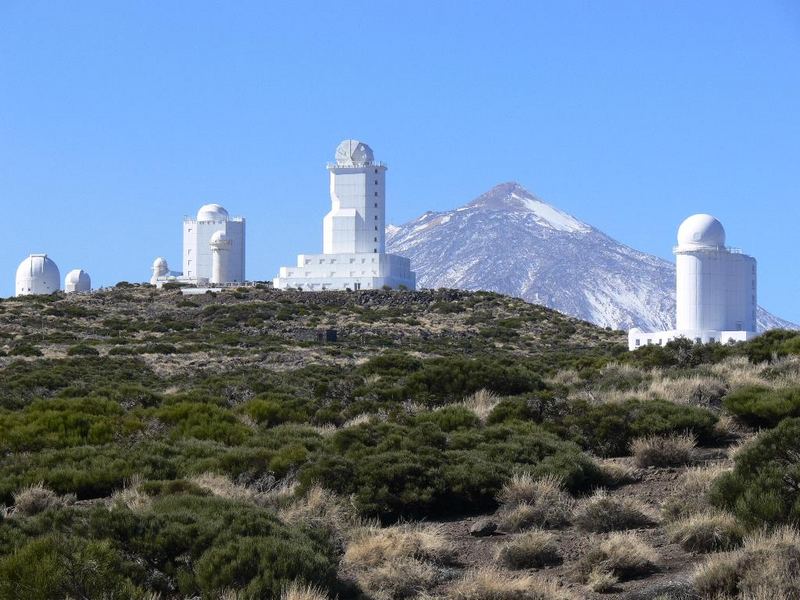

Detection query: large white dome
xmin=677 ymin=214 xmax=726 ymax=249
xmin=196 ymin=204 xmax=229 ymax=222
xmin=16 ymin=254 xmax=60 ymax=296
xmin=64 ymin=269 xmax=91 ymax=293
xmin=334 ymin=139 xmax=374 ymax=166
xmin=152 ymin=257 xmax=168 ymax=269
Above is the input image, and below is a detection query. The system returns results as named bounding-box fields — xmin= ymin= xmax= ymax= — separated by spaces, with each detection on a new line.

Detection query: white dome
xmin=335 ymin=139 xmax=374 ymax=166
xmin=65 ymin=269 xmax=91 ymax=293
xmin=16 ymin=254 xmax=60 ymax=296
xmin=677 ymin=214 xmax=726 ymax=249
xmin=152 ymin=257 xmax=168 ymax=269
xmin=196 ymin=204 xmax=229 ymax=222
xmin=209 ymin=230 xmax=231 ymax=247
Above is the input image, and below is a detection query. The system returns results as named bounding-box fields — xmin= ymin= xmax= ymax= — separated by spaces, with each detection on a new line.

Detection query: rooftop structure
xmin=15 ymin=254 xmax=60 ymax=296
xmin=64 ymin=269 xmax=91 ymax=293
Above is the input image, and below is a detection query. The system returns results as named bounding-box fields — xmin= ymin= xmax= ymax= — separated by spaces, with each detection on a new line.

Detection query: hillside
xmin=1 ymin=286 xmax=800 ymax=599
xmin=386 ymin=182 xmax=796 ymax=332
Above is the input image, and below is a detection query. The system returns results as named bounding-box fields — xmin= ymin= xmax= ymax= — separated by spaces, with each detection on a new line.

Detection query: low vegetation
xmin=572 ymin=489 xmax=656 ymax=532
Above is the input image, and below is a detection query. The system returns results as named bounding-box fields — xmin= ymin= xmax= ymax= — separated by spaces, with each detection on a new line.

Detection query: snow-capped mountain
xmin=387 ymin=182 xmax=796 ymax=332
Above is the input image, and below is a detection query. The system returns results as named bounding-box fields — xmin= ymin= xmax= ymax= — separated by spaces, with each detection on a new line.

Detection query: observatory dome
xmin=15 ymin=254 xmax=60 ymax=296
xmin=209 ymin=230 xmax=231 ymax=246
xmin=65 ymin=269 xmax=91 ymax=293
xmin=335 ymin=139 xmax=374 ymax=166
xmin=196 ymin=204 xmax=229 ymax=222
xmin=152 ymin=257 xmax=168 ymax=269
xmin=677 ymin=214 xmax=726 ymax=249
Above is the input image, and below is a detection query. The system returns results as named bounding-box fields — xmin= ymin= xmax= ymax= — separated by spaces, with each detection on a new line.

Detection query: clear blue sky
xmin=2 ymin=1 xmax=798 ymax=321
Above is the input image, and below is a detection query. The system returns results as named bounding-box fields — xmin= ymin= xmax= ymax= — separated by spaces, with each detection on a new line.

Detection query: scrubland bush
xmin=496 ymin=474 xmax=572 ymax=530
xmin=723 ymin=385 xmax=800 ymax=427
xmin=281 ymin=581 xmax=330 ymax=600
xmin=11 ymin=482 xmax=72 ymax=516
xmin=573 ymin=490 xmax=655 ymax=532
xmin=711 ymin=417 xmax=800 ymax=526
xmin=578 ymin=533 xmax=659 ymax=582
xmin=662 ymin=465 xmax=728 ymax=522
xmin=595 ymin=460 xmax=640 ymax=487
xmin=279 ymin=483 xmax=358 ymax=543
xmin=448 ymin=567 xmax=574 ymax=600
xmin=693 ymin=527 xmax=800 ymax=598
xmin=667 ymin=511 xmax=744 ymax=552
xmin=496 ymin=530 xmax=560 ymax=569
xmin=563 ymin=398 xmax=717 ymax=457
xmin=630 ymin=433 xmax=696 ymax=468
xmin=461 ymin=388 xmax=501 ymax=422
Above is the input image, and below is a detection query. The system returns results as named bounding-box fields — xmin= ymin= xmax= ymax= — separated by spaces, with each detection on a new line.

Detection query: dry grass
xmin=111 ymin=474 xmax=151 ymax=512
xmin=461 ymin=389 xmax=501 ymax=422
xmin=495 ymin=530 xmax=561 ymax=569
xmin=496 ymin=474 xmax=572 ymax=530
xmin=630 ymin=433 xmax=696 ymax=468
xmin=579 ymin=532 xmax=659 ymax=582
xmin=343 ymin=522 xmax=454 ymax=599
xmin=586 ymin=568 xmax=618 ymax=593
xmin=12 ymin=482 xmax=73 ymax=517
xmin=281 ymin=581 xmax=330 ymax=600
xmin=667 ymin=511 xmax=744 ymax=553
xmin=595 ymin=459 xmax=641 ymax=487
xmin=573 ymin=490 xmax=655 ymax=532
xmin=661 ymin=465 xmax=728 ymax=522
xmin=191 ymin=472 xmax=256 ymax=503
xmin=693 ymin=527 xmax=800 ymax=598
xmin=448 ymin=567 xmax=575 ymax=600
xmin=279 ymin=483 xmax=357 ymax=541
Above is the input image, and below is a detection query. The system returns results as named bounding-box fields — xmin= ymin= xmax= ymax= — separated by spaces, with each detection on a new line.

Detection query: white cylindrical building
xmin=675 ymin=214 xmax=756 ymax=334
xmin=15 ymin=254 xmax=61 ymax=296
xmin=209 ymin=230 xmax=232 ymax=285
xmin=151 ymin=257 xmax=169 ymax=285
xmin=64 ymin=269 xmax=91 ymax=293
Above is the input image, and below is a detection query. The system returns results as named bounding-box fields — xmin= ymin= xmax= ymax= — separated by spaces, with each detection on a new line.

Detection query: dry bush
xmin=667 ymin=511 xmax=744 ymax=553
xmin=12 ymin=482 xmax=73 ymax=517
xmin=281 ymin=580 xmax=330 ymax=600
xmin=354 ymin=558 xmax=437 ymax=600
xmin=191 ymin=472 xmax=256 ymax=503
xmin=496 ymin=474 xmax=572 ymax=530
xmin=448 ymin=567 xmax=575 ymax=600
xmin=260 ymin=477 xmax=300 ymax=508
xmin=595 ymin=460 xmax=641 ymax=487
xmin=586 ymin=568 xmax=618 ymax=593
xmin=646 ymin=374 xmax=728 ymax=408
xmin=279 ymin=483 xmax=357 ymax=542
xmin=573 ymin=490 xmax=655 ymax=532
xmin=631 ymin=433 xmax=696 ymax=468
xmin=661 ymin=465 xmax=728 ymax=522
xmin=462 ymin=389 xmax=501 ymax=422
xmin=111 ymin=474 xmax=151 ymax=512
xmin=495 ymin=530 xmax=561 ymax=569
xmin=693 ymin=527 xmax=800 ymax=598
xmin=545 ymin=368 xmax=582 ymax=389
xmin=713 ymin=414 xmax=743 ymax=443
xmin=579 ymin=533 xmax=659 ymax=582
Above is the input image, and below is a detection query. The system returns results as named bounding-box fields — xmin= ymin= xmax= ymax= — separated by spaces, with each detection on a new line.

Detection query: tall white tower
xmin=209 ymin=230 xmax=232 ymax=285
xmin=15 ymin=254 xmax=60 ymax=296
xmin=151 ymin=257 xmax=169 ymax=285
xmin=628 ymin=213 xmax=758 ymax=350
xmin=274 ymin=140 xmax=415 ymax=291
xmin=323 ymin=140 xmax=386 ymax=255
xmin=64 ymin=269 xmax=91 ymax=293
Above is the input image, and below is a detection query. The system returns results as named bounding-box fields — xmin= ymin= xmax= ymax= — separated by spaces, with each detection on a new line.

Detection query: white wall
xmin=323 ymin=164 xmax=386 ymax=254
xmin=183 ymin=217 xmax=245 ymax=282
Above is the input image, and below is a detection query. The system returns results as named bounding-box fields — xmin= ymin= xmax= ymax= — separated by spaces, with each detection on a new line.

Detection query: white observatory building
xmin=629 ymin=214 xmax=758 ymax=350
xmin=64 ymin=269 xmax=91 ymax=293
xmin=273 ymin=140 xmax=416 ymax=291
xmin=15 ymin=254 xmax=60 ymax=296
xmin=151 ymin=203 xmax=245 ymax=287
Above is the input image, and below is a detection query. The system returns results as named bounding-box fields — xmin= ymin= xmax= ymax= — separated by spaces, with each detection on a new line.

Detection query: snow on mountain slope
xmin=387 ymin=182 xmax=796 ymax=333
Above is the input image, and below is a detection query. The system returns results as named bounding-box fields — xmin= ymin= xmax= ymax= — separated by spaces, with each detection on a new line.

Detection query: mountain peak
xmin=468 ymin=182 xmax=591 ymax=233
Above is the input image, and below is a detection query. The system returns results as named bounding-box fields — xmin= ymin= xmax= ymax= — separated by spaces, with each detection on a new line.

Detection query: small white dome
xmin=209 ymin=230 xmax=231 ymax=247
xmin=335 ymin=139 xmax=374 ymax=166
xmin=16 ymin=254 xmax=60 ymax=296
xmin=677 ymin=214 xmax=726 ymax=249
xmin=152 ymin=257 xmax=168 ymax=269
xmin=65 ymin=269 xmax=91 ymax=293
xmin=196 ymin=204 xmax=229 ymax=222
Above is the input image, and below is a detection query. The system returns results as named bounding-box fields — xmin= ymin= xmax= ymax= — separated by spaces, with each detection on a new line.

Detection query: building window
xmin=374 ymin=249 xmax=377 ymax=253
xmin=374 ymin=215 xmax=378 ymax=220
xmin=374 ymin=237 xmax=377 ymax=242
xmin=375 ymin=226 xmax=378 ymax=231
xmin=374 ymin=180 xmax=378 ymax=184
xmin=374 ymin=203 xmax=378 ymax=207
xmin=635 ymin=339 xmax=640 ymax=346
xmin=374 ymin=169 xmax=378 ymax=173
xmin=374 ymin=192 xmax=378 ymax=196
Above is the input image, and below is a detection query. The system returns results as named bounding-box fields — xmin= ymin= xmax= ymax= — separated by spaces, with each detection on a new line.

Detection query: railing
xmin=673 ymin=245 xmax=743 ymax=254
xmin=326 ymin=161 xmax=387 ymax=169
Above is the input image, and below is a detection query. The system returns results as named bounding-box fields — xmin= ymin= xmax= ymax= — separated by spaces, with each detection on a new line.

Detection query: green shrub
xmin=8 ymin=343 xmax=42 ymax=357
xmin=242 ymin=394 xmax=311 ymax=427
xmin=723 ymin=385 xmax=800 ymax=428
xmin=155 ymin=402 xmax=249 ymax=444
xmin=361 ymin=352 xmax=423 ymax=376
xmin=67 ymin=343 xmax=99 ymax=356
xmin=563 ymin=398 xmax=717 ymax=457
xmin=711 ymin=418 xmax=800 ymax=527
